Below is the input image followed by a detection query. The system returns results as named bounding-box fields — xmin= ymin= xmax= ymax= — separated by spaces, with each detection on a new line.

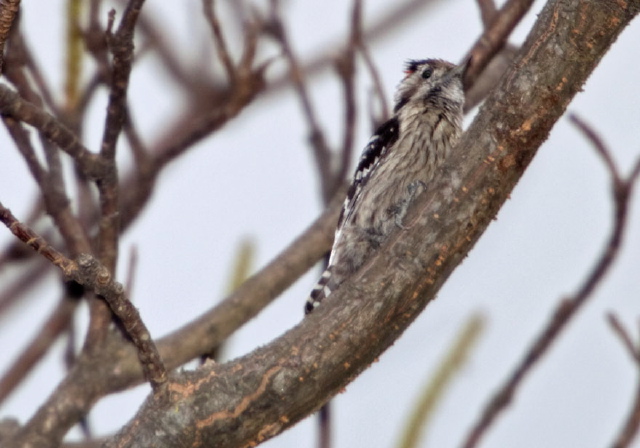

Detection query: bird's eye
xmin=421 ymin=68 xmax=433 ymax=79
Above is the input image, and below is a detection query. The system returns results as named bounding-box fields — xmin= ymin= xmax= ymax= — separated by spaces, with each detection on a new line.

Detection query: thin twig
xmin=332 ymin=0 xmax=360 ymax=203
xmin=3 ymin=28 xmax=46 ymax=106
xmin=608 ymin=313 xmax=640 ymax=364
xmin=476 ymin=0 xmax=498 ymax=27
xmin=0 ymin=83 xmax=107 ymax=179
xmin=2 ymin=116 xmax=47 ymax=184
xmin=85 ymin=0 xmax=146 ymax=344
xmin=98 ymin=0 xmax=145 ymax=268
xmin=113 ymin=0 xmax=194 ymax=89
xmin=570 ymin=115 xmax=619 ymax=180
xmin=611 ymin=378 xmax=640 ymax=448
xmin=0 ymin=197 xmax=44 ymax=265
xmin=1 ymin=191 xmax=341 ymax=447
xmin=0 ymin=202 xmax=167 ymax=391
xmin=101 ymin=0 xmax=144 ymax=160
xmin=0 ymin=259 xmax=49 ymax=317
xmin=607 ymin=314 xmax=640 ymax=448
xmin=0 ymin=295 xmax=78 ymax=406
xmin=352 ymin=0 xmax=388 ymax=125
xmin=123 ymin=104 xmax=150 ymax=170
xmin=138 ymin=10 xmax=265 ymax=172
xmin=462 ymin=0 xmax=519 ymax=112
xmin=202 ymin=0 xmax=236 ymax=83
xmin=463 ymin=0 xmax=535 ymax=90
xmin=4 ymin=23 xmax=60 ymax=115
xmin=2 ymin=117 xmax=92 ymax=255
xmin=84 ymin=0 xmax=111 ymax=94
xmin=125 ymin=245 xmax=139 ymax=296
xmin=267 ymin=0 xmax=334 ymax=203
xmin=461 ymin=115 xmax=640 ymax=448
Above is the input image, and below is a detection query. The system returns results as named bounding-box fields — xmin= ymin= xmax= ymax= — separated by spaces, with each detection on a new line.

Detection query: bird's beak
xmin=452 ymin=55 xmax=472 ymax=79
xmin=442 ymin=56 xmax=471 ymax=86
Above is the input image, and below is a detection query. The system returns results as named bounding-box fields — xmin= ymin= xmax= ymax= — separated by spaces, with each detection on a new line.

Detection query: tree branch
xmin=0 ymin=203 xmax=167 ymax=392
xmin=0 ymin=189 xmax=340 ymax=447
xmin=461 ymin=113 xmax=640 ymax=447
xmin=463 ymin=0 xmax=534 ymax=90
xmin=101 ymin=1 xmax=640 ymax=446
xmin=0 ymin=84 xmax=107 ymax=179
xmin=267 ymin=0 xmax=334 ymax=203
xmin=0 ymin=294 xmax=79 ymax=405
xmin=607 ymin=314 xmax=640 ymax=448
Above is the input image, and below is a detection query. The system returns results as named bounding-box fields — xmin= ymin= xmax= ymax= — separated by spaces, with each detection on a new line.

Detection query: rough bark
xmin=103 ymin=1 xmax=640 ymax=447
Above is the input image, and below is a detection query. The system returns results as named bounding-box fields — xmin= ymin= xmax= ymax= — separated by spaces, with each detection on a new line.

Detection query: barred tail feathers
xmin=305 ymin=266 xmax=336 ymax=314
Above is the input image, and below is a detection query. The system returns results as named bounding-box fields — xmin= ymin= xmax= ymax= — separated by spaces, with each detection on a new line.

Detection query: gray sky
xmin=1 ymin=1 xmax=639 ymax=447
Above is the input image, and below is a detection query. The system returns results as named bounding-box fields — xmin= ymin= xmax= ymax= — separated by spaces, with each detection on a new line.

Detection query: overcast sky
xmin=1 ymin=1 xmax=639 ymax=447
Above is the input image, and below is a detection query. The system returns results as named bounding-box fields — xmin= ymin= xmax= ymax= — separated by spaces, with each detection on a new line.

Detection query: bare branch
xmin=2 ymin=116 xmax=46 ymax=184
xmin=202 ymin=0 xmax=236 ymax=83
xmin=117 ymin=65 xmax=267 ymax=227
xmin=608 ymin=313 xmax=640 ymax=364
xmin=607 ymin=314 xmax=640 ymax=448
xmin=4 ymin=22 xmax=60 ymax=115
xmin=0 ymin=189 xmax=340 ymax=447
xmin=569 ymin=114 xmax=620 ymax=182
xmin=101 ymin=0 xmax=144 ymax=161
xmin=97 ymin=0 xmax=145 ymax=268
xmin=463 ymin=44 xmax=517 ymax=112
xmin=0 ymin=259 xmax=49 ymax=317
xmin=267 ymin=0 xmax=334 ymax=202
xmin=352 ymin=0 xmax=389 ymax=127
xmin=461 ymin=114 xmax=640 ymax=448
xmin=0 ymin=84 xmax=106 ymax=179
xmin=476 ymin=0 xmax=498 ymax=27
xmin=0 ymin=202 xmax=167 ymax=392
xmin=333 ymin=40 xmax=357 ymax=204
xmin=2 ymin=116 xmax=92 ymax=257
xmin=102 ymin=2 xmax=640 ymax=446
xmin=2 ymin=1 xmax=639 ymax=446
xmin=463 ymin=0 xmax=535 ymax=90
xmin=0 ymin=295 xmax=78 ymax=406
xmin=611 ymin=379 xmax=640 ymax=448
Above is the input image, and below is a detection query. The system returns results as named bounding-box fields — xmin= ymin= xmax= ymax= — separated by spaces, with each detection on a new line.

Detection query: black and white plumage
xmin=305 ymin=58 xmax=467 ymax=314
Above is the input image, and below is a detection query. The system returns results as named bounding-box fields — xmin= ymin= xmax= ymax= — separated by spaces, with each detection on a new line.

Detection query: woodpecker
xmin=305 ymin=58 xmax=467 ymax=314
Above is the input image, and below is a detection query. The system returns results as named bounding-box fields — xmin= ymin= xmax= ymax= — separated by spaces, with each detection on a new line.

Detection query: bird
xmin=305 ymin=58 xmax=467 ymax=314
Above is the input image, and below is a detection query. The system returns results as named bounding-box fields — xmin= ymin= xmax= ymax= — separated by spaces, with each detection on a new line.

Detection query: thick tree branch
xmin=0 ymin=191 xmax=339 ymax=448
xmin=116 ymin=191 xmax=341 ymax=380
xmin=102 ymin=1 xmax=640 ymax=446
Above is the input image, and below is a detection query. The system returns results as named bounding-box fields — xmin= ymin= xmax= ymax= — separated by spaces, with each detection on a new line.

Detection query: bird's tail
xmin=305 ymin=266 xmax=336 ymax=314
